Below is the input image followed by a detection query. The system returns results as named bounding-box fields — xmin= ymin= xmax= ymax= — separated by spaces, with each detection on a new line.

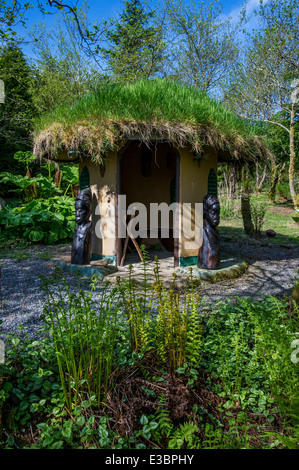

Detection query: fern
xmin=185 ymin=299 xmax=202 ymax=366
xmin=168 ymin=422 xmax=200 ymax=449
xmin=153 ymin=399 xmax=173 ymax=440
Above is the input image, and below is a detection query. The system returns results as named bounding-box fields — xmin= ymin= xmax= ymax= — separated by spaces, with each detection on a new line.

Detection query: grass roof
xmin=33 ymin=78 xmax=271 ymax=163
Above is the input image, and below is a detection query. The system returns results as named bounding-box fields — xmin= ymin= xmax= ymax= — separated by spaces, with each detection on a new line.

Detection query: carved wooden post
xmin=71 ymin=188 xmax=92 ymax=265
xmin=197 ymin=194 xmax=220 ymax=270
xmin=241 ymin=195 xmax=254 ymax=237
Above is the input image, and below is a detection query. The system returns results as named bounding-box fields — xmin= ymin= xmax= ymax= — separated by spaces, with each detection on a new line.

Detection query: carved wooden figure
xmin=71 ymin=188 xmax=92 ymax=265
xmin=197 ymin=194 xmax=220 ymax=270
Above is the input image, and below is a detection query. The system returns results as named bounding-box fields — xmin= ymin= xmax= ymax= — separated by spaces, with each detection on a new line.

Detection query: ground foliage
xmin=0 ymin=254 xmax=298 ymax=449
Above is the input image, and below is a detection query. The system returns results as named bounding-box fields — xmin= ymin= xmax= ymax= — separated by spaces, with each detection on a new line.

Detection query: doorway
xmin=116 ymin=141 xmax=180 ymax=266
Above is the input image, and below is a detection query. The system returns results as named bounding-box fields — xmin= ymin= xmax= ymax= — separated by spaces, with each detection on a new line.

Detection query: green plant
xmin=153 ymin=266 xmax=202 ymax=372
xmin=116 ymin=249 xmax=153 ymax=353
xmin=293 ymin=208 xmax=299 ymax=224
xmin=138 ymin=401 xmax=200 ymax=449
xmin=0 ymin=196 xmax=75 ymax=244
xmin=0 ymin=172 xmax=61 ymax=201
xmin=116 ymin=251 xmax=203 ymax=373
xmin=202 ymin=414 xmax=256 ymax=449
xmin=168 ymin=422 xmax=200 ymax=449
xmin=277 ymin=182 xmax=291 ymax=200
xmin=250 ymin=200 xmax=267 ymax=237
xmin=59 ymin=165 xmax=79 ymax=197
xmin=202 ymin=296 xmax=299 ymax=416
xmin=1 ymin=261 xmax=298 ymax=450
xmin=10 ymin=250 xmax=29 ymax=262
xmin=40 ymin=270 xmax=121 ymax=410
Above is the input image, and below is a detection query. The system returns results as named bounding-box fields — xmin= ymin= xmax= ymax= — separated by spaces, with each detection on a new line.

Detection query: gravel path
xmin=0 ymin=240 xmax=298 ymax=341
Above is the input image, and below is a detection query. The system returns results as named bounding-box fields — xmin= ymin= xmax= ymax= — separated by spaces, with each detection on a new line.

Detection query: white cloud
xmin=222 ymin=0 xmax=269 ymax=25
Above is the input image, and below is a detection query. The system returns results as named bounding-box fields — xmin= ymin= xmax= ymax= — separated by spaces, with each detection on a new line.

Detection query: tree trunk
xmin=222 ymin=164 xmax=230 ymax=199
xmin=278 ymin=162 xmax=286 ymax=185
xmin=241 ymin=195 xmax=254 ymax=237
xmin=256 ymin=161 xmax=267 ymax=194
xmin=230 ymin=167 xmax=237 ymax=199
xmin=289 ymin=103 xmax=298 ymax=208
xmin=241 ymin=163 xmax=251 ymax=193
xmin=268 ymin=154 xmax=279 ymax=202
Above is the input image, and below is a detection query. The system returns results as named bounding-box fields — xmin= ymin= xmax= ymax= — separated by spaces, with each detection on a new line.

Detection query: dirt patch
xmin=102 ymin=359 xmax=284 ymax=448
xmin=267 ymin=205 xmax=295 ymax=215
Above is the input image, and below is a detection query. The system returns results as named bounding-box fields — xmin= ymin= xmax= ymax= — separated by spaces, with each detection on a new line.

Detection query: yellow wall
xmin=178 ymin=145 xmax=218 ymax=258
xmin=79 ymin=153 xmax=117 ymax=257
xmin=79 ymin=142 xmax=218 ymax=262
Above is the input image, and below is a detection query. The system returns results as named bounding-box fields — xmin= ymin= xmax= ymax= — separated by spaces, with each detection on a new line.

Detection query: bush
xmin=0 ymin=196 xmax=75 ymax=244
xmin=1 ymin=257 xmax=298 ymax=449
xmin=293 ymin=209 xmax=299 ymax=224
xmin=250 ymin=200 xmax=267 ymax=237
xmin=277 ymin=182 xmax=290 ymax=200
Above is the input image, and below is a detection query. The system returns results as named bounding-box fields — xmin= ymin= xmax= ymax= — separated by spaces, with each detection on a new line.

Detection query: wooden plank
xmin=120 ymin=214 xmax=144 ymax=266
xmin=120 ymin=232 xmax=130 ymax=266
xmin=174 ymin=150 xmax=180 ymax=267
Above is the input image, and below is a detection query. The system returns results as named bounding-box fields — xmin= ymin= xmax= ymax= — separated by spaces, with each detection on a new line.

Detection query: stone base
xmin=51 ymin=250 xmax=247 ymax=284
xmin=179 ymin=252 xmax=248 ymax=281
xmin=52 ymin=258 xmax=118 ymax=280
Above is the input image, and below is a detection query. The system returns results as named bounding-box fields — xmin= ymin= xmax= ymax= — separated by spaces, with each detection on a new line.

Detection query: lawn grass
xmin=219 ymin=192 xmax=299 ymax=245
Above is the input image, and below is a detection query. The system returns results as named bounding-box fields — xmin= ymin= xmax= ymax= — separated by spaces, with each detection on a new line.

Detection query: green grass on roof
xmin=33 ymin=78 xmax=270 ymax=162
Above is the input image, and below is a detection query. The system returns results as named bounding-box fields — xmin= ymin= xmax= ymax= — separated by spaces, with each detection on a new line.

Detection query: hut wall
xmin=79 ymin=153 xmax=118 ymax=263
xmin=79 ymin=143 xmax=217 ymax=268
xmin=178 ymin=146 xmax=218 ymax=266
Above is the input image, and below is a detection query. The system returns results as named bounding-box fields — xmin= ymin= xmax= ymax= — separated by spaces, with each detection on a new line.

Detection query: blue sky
xmin=23 ymin=0 xmax=264 ymax=30
xmin=16 ymin=0 xmax=266 ymax=59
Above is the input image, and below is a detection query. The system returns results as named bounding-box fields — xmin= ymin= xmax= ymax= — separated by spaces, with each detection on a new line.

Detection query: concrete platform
xmin=51 ymin=250 xmax=247 ymax=284
xmin=104 ymin=250 xmax=248 ymax=285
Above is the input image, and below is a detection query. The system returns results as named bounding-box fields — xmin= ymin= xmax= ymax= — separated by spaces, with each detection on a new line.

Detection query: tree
xmin=265 ymin=112 xmax=299 ymax=201
xmin=29 ymin=3 xmax=100 ymax=114
xmin=100 ymin=0 xmax=165 ymax=81
xmin=223 ymin=0 xmax=299 ymax=207
xmin=0 ymin=1 xmax=31 ymax=42
xmin=163 ymin=0 xmax=240 ymax=96
xmin=0 ymin=45 xmax=35 ymax=176
xmin=0 ymin=1 xmax=106 ymax=64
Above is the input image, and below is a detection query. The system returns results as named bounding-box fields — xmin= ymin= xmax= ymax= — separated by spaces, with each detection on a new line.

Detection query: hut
xmin=33 ymin=79 xmax=271 ymax=268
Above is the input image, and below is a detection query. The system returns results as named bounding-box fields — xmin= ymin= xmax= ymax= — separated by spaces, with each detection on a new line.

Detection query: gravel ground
xmin=0 ymin=240 xmax=298 ymax=341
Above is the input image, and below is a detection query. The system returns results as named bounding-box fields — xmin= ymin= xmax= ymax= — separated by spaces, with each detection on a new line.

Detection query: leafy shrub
xmin=201 ymin=296 xmax=299 ymax=413
xmin=293 ymin=209 xmax=299 ymax=224
xmin=1 ymin=258 xmax=298 ymax=449
xmin=250 ymin=200 xmax=267 ymax=237
xmin=40 ymin=271 xmax=121 ymax=410
xmin=0 ymin=172 xmax=61 ymax=201
xmin=0 ymin=152 xmax=79 ymax=202
xmin=0 ymin=196 xmax=75 ymax=244
xmin=219 ymin=196 xmax=236 ymax=220
xmin=277 ymin=182 xmax=290 ymax=200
